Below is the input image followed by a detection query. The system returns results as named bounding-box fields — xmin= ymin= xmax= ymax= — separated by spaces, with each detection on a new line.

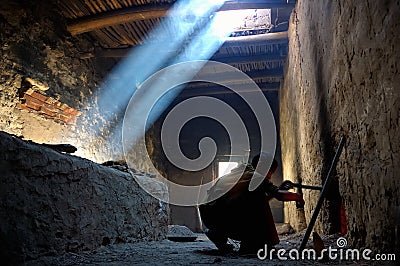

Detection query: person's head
xmin=251 ymin=152 xmax=278 ymax=179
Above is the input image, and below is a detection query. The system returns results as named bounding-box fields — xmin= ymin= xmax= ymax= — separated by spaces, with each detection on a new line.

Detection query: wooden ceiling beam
xmin=183 ymin=67 xmax=284 ymax=88
xmin=184 ymin=81 xmax=280 ymax=90
xmin=177 ymin=85 xmax=279 ymax=98
xmin=80 ymin=31 xmax=288 ymax=59
xmin=67 ymin=1 xmax=294 ymax=35
xmin=223 ymin=31 xmax=288 ymax=46
xmin=67 ymin=4 xmax=169 ymax=35
xmin=201 ymin=66 xmax=283 ymax=79
xmin=213 ymin=54 xmax=286 ymax=65
xmin=85 ymin=49 xmax=287 ymax=65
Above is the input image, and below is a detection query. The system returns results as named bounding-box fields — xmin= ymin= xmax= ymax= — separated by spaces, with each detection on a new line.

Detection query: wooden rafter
xmin=213 ymin=54 xmax=286 ymax=65
xmin=177 ymin=85 xmax=279 ymax=97
xmin=80 ymin=31 xmax=288 ymax=59
xmin=67 ymin=4 xmax=169 ymax=35
xmin=184 ymin=81 xmax=280 ymax=90
xmin=185 ymin=67 xmax=284 ymax=87
xmin=223 ymin=31 xmax=288 ymax=46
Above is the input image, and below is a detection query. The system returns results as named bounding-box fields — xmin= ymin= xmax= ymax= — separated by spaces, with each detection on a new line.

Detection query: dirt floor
xmin=23 ymin=229 xmax=392 ymax=266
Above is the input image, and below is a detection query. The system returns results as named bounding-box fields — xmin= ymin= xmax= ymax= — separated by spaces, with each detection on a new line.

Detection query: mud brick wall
xmin=280 ymin=0 xmax=400 ymax=252
xmin=0 ymin=0 xmax=160 ymax=171
xmin=18 ymin=87 xmax=82 ymax=125
xmin=0 ymin=131 xmax=169 ymax=263
xmin=0 ymin=0 xmax=96 ymax=154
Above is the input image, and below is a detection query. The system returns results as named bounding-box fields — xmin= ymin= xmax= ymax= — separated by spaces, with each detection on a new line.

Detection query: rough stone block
xmin=0 ymin=131 xmax=169 ymax=263
xmin=25 ymin=99 xmax=41 ymax=111
xmin=29 ymin=91 xmax=48 ymax=103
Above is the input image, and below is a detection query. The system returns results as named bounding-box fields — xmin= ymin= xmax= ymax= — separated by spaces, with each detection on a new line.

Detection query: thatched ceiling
xmin=53 ymin=0 xmax=296 ymax=92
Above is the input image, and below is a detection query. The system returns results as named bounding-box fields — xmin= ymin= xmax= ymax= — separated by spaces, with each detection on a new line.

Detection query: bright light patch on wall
xmin=218 ymin=161 xmax=239 ymax=178
xmin=213 ymin=9 xmax=271 ymax=36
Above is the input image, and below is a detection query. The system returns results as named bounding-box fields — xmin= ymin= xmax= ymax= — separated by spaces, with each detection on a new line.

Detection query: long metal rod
xmin=291 ymin=183 xmax=322 ymax=191
xmin=299 ymin=136 xmax=346 ymax=251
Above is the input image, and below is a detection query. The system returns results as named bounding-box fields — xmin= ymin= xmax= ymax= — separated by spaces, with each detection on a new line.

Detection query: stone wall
xmin=0 ymin=0 xmax=156 ymax=168
xmin=0 ymin=0 xmax=97 ymax=156
xmin=0 ymin=131 xmax=169 ymax=264
xmin=280 ymin=0 xmax=400 ymax=252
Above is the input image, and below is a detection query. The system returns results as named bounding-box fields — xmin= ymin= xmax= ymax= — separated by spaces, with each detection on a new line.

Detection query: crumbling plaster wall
xmin=280 ymin=0 xmax=400 ymax=252
xmin=0 ymin=0 xmax=154 ymax=167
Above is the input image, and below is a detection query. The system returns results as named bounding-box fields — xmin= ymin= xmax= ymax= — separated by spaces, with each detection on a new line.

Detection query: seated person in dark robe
xmin=199 ymin=152 xmax=305 ymax=254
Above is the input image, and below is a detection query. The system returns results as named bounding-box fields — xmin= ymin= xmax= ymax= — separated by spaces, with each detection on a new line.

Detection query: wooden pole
xmin=177 ymin=86 xmax=279 ymax=98
xmin=81 ymin=32 xmax=288 ymax=59
xmin=223 ymin=31 xmax=288 ymax=46
xmin=299 ymin=136 xmax=346 ymax=251
xmin=67 ymin=5 xmax=169 ymax=35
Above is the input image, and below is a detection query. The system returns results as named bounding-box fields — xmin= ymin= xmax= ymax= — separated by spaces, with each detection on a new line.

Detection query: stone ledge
xmin=0 ymin=131 xmax=169 ymax=263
